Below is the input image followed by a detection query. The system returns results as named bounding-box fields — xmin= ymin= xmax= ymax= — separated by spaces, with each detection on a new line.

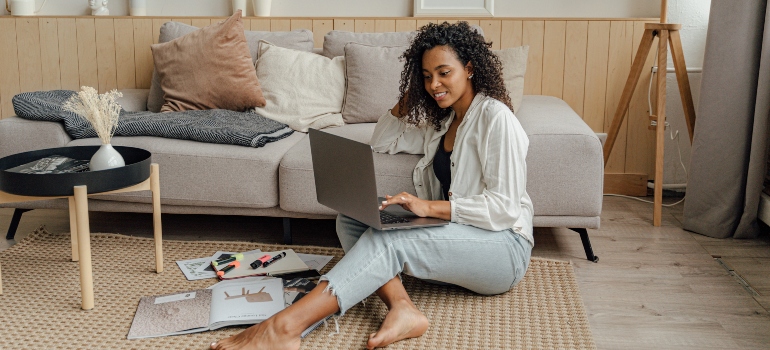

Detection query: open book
xmin=127 ymin=278 xmax=284 ymax=339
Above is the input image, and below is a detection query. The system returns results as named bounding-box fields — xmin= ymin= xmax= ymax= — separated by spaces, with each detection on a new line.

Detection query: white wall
xmin=661 ymin=0 xmax=711 ymax=187
xmin=2 ymin=0 xmax=661 ymax=17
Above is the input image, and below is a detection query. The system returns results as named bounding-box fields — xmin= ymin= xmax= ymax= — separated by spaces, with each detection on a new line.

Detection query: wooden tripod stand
xmin=603 ymin=1 xmax=696 ymax=226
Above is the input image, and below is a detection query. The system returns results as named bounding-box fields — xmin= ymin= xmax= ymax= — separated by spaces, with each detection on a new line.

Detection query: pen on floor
xmin=249 ymin=254 xmax=272 ymax=269
xmin=216 ymin=261 xmax=240 ymax=277
xmin=211 ymin=253 xmax=243 ymax=267
xmin=261 ymin=252 xmax=286 ymax=268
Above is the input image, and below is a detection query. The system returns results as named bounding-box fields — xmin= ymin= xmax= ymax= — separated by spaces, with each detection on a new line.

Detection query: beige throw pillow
xmin=494 ymin=46 xmax=529 ymax=114
xmin=150 ymin=12 xmax=265 ymax=113
xmin=254 ymin=41 xmax=345 ymax=132
xmin=342 ymin=43 xmax=407 ymax=124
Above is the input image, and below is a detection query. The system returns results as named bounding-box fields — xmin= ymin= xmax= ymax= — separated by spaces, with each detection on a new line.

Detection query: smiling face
xmin=422 ymin=45 xmax=475 ymax=115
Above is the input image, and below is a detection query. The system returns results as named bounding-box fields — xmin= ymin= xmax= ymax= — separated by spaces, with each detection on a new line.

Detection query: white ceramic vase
xmin=232 ymin=0 xmax=247 ymax=15
xmin=9 ymin=0 xmax=35 ymax=16
xmin=129 ymin=0 xmax=147 ymax=16
xmin=90 ymin=144 xmax=125 ymax=171
xmin=253 ymin=0 xmax=271 ymax=17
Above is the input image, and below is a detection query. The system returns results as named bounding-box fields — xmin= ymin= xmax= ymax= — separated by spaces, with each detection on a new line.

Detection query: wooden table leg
xmin=150 ymin=163 xmax=163 ymax=273
xmin=69 ymin=197 xmax=79 ymax=262
xmin=74 ymin=185 xmax=94 ymax=310
xmin=653 ymin=29 xmax=669 ymax=227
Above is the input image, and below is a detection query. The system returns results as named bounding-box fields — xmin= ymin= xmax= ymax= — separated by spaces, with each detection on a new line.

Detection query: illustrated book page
xmin=208 ymin=278 xmax=284 ymax=329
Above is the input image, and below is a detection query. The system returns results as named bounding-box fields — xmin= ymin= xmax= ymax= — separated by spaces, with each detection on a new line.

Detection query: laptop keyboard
xmin=380 ymin=211 xmax=410 ymax=224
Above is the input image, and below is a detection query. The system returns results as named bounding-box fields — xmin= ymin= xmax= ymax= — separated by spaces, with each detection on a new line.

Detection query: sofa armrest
xmin=0 ymin=117 xmax=72 ymax=158
xmin=117 ymin=89 xmax=150 ymax=112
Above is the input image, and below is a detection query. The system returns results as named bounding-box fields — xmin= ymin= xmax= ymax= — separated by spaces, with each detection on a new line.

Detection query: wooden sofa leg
xmin=6 ymin=209 xmax=33 ymax=240
xmin=570 ymin=228 xmax=599 ymax=263
xmin=283 ymin=218 xmax=292 ymax=245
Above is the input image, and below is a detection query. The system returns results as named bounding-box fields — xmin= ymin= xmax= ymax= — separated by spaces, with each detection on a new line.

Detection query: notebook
xmin=215 ymin=249 xmax=310 ymax=280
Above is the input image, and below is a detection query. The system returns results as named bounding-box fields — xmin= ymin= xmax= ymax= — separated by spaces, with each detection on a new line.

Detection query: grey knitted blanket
xmin=12 ymin=90 xmax=294 ymax=148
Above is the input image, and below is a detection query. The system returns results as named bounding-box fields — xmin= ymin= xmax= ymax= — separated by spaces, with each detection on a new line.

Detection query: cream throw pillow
xmin=254 ymin=41 xmax=345 ymax=132
xmin=494 ymin=45 xmax=529 ymax=114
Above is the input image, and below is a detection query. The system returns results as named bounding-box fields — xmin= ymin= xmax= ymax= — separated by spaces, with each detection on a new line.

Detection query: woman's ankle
xmin=268 ymin=313 xmax=305 ymax=338
xmin=390 ymin=298 xmax=416 ymax=310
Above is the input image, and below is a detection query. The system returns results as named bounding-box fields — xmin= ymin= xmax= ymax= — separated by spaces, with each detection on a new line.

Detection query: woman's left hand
xmin=379 ymin=192 xmax=432 ymax=217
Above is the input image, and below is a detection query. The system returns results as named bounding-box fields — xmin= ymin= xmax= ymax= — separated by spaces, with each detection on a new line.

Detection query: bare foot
xmin=211 ymin=317 xmax=301 ymax=350
xmin=366 ymin=299 xmax=429 ymax=349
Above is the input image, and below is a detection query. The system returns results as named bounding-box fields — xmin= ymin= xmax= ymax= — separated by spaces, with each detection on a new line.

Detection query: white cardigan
xmin=370 ymin=94 xmax=534 ymax=245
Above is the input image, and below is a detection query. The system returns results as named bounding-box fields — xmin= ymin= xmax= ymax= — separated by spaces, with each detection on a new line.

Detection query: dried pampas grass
xmin=63 ymin=86 xmax=123 ymax=144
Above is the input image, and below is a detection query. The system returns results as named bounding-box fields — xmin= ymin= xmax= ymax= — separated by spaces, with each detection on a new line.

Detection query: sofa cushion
xmin=147 ymin=22 xmax=313 ymax=113
xmin=322 ymin=25 xmax=484 ymax=58
xmin=322 ymin=31 xmax=415 ymax=58
xmin=516 ymin=95 xmax=603 ymax=217
xmin=279 ymin=123 xmax=421 ymax=215
xmin=67 ymin=133 xmax=305 ymax=209
xmin=341 ymin=43 xmax=406 ymax=124
xmin=0 ymin=117 xmax=72 ymax=159
xmin=495 ymin=46 xmax=528 ymax=114
xmin=151 ymin=12 xmax=265 ymax=112
xmin=116 ymin=89 xmax=149 ymax=112
xmin=280 ymin=95 xmax=603 ymax=218
xmin=254 ymin=41 xmax=345 ymax=132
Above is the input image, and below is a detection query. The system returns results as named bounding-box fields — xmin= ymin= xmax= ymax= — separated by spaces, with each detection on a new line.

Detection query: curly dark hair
xmin=397 ymin=21 xmax=511 ymax=130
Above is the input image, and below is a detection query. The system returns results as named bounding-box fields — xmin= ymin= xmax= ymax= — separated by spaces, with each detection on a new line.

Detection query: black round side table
xmin=0 ymin=146 xmax=163 ymax=310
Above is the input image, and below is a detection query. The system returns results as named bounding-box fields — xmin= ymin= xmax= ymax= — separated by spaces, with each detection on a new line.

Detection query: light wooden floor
xmin=1 ymin=196 xmax=769 ymax=350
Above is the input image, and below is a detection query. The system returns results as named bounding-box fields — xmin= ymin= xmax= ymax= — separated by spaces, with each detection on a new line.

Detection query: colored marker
xmin=211 ymin=253 xmax=244 ymax=267
xmin=250 ymin=254 xmax=272 ymax=269
xmin=261 ymin=252 xmax=286 ymax=268
xmin=216 ymin=261 xmax=240 ymax=277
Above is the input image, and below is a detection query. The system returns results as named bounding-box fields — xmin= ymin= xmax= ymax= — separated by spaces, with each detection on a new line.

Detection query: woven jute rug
xmin=0 ymin=228 xmax=595 ymax=350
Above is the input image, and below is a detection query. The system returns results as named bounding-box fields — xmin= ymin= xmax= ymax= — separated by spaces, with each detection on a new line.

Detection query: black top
xmin=433 ymin=134 xmax=453 ymax=200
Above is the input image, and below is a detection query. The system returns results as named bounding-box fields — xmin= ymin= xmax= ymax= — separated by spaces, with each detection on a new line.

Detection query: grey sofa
xmin=0 ymin=91 xmax=603 ymax=261
xmin=0 ymin=25 xmax=603 ymax=261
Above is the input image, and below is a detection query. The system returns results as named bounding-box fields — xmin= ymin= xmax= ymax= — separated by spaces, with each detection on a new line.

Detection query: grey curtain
xmin=683 ymin=0 xmax=770 ymax=238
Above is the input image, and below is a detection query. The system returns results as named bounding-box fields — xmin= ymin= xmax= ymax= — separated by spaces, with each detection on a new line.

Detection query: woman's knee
xmin=336 ymin=214 xmax=378 ymax=253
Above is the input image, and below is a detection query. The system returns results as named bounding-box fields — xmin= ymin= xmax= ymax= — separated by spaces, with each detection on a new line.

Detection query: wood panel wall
xmin=0 ymin=16 xmax=659 ymax=179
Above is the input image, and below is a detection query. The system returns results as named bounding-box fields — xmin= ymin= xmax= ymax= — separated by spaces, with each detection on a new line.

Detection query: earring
xmin=468 ymin=74 xmax=474 ymax=80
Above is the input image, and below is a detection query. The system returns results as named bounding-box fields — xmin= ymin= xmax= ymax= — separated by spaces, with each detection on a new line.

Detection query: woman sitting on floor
xmin=211 ymin=21 xmax=534 ymax=350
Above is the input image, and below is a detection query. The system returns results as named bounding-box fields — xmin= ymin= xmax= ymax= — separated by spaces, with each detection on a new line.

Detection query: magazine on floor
xmin=6 ymin=155 xmax=89 ymax=174
xmin=127 ymin=277 xmax=283 ymax=339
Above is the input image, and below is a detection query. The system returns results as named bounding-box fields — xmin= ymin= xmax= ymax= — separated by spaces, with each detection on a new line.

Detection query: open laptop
xmin=309 ymin=128 xmax=449 ymax=230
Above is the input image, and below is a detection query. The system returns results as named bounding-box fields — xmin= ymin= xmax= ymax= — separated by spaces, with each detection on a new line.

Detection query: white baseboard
xmin=759 ymin=192 xmax=770 ymax=225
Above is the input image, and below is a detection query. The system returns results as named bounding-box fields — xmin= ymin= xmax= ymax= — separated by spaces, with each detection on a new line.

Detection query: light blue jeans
xmin=321 ymin=214 xmax=533 ymax=315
